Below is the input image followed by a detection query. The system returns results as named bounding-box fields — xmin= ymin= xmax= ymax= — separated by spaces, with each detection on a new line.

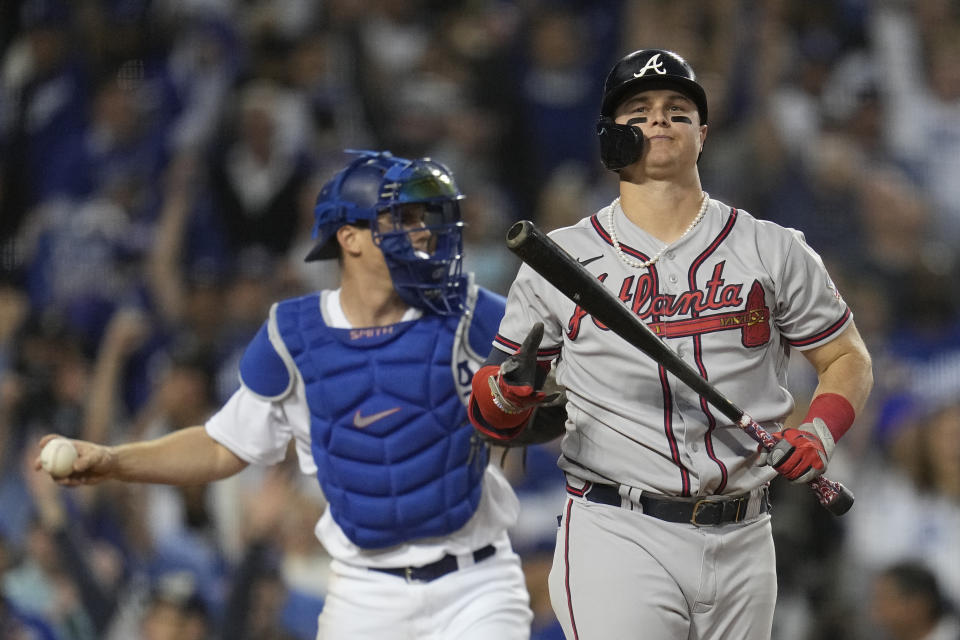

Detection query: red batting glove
xmin=468 ymin=323 xmax=553 ymax=441
xmin=760 ymin=419 xmax=836 ymax=484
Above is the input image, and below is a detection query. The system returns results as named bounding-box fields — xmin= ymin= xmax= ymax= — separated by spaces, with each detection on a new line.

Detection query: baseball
xmin=40 ymin=438 xmax=78 ymax=478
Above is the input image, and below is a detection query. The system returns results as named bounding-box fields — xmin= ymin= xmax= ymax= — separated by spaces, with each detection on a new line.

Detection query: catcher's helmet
xmin=600 ymin=49 xmax=707 ymax=124
xmin=306 ymin=150 xmax=467 ymax=315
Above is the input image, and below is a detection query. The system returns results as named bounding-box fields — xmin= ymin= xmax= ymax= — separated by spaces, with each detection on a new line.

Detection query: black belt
xmin=570 ymin=483 xmax=770 ymax=526
xmin=370 ymin=545 xmax=497 ymax=583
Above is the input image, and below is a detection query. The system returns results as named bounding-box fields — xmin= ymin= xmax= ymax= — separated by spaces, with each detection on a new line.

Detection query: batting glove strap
xmin=487 ymin=375 xmax=532 ymax=413
xmin=764 ymin=419 xmax=836 ymax=484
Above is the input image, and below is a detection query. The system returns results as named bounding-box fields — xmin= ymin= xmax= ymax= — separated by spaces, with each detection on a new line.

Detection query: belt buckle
xmin=690 ymin=498 xmax=720 ymax=527
xmin=404 ymin=566 xmax=418 ymax=583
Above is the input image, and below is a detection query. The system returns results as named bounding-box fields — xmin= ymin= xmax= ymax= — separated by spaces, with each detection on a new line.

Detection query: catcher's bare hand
xmin=34 ymin=434 xmax=116 ymax=486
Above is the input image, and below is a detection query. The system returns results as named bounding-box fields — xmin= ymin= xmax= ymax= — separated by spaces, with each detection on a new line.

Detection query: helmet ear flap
xmin=597 ymin=117 xmax=646 ymax=171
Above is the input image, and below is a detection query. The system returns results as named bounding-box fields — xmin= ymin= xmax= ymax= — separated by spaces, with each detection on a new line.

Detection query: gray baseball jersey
xmin=494 ymin=197 xmax=852 ymax=497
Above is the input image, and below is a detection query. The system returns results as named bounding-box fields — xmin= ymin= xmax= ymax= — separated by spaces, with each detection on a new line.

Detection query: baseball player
xmin=469 ymin=50 xmax=874 ymax=640
xmin=35 ymin=150 xmax=533 ymax=639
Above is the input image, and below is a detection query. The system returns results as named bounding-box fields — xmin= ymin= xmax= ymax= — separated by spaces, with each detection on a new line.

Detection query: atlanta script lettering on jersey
xmin=566 ymin=261 xmax=771 ymax=347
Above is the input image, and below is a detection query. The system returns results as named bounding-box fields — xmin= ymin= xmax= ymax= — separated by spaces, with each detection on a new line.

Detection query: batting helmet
xmin=597 ymin=49 xmax=708 ymax=171
xmin=600 ymin=49 xmax=707 ymax=123
xmin=306 ymin=150 xmax=467 ymax=315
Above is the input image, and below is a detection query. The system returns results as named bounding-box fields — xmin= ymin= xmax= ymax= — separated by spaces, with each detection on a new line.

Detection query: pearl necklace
xmin=606 ymin=192 xmax=710 ymax=269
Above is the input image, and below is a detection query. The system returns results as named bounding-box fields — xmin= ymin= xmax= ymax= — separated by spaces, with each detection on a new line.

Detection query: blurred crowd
xmin=1 ymin=0 xmax=959 ymax=638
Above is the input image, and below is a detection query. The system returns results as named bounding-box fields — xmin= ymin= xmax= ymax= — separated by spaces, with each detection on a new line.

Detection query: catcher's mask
xmin=597 ymin=48 xmax=708 ymax=171
xmin=306 ymin=150 xmax=467 ymax=316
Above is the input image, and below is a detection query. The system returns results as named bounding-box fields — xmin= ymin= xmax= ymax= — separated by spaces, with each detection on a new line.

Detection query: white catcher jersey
xmin=206 ymin=289 xmax=519 ymax=569
xmin=494 ymin=198 xmax=852 ymax=497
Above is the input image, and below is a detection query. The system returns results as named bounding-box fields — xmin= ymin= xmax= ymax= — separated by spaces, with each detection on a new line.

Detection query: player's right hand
xmin=759 ymin=419 xmax=836 ymax=484
xmin=469 ymin=323 xmax=557 ymax=439
xmin=492 ymin=322 xmax=558 ymax=412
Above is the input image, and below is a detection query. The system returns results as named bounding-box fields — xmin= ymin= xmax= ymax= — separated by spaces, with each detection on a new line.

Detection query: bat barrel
xmin=506 ymin=220 xmax=534 ymax=249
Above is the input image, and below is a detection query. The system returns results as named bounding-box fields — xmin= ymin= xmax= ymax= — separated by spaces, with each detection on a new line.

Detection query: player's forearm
xmin=803 ymin=323 xmax=873 ymax=409
xmin=107 ymin=426 xmax=247 ymax=485
xmin=808 ymin=342 xmax=874 ymax=415
xmin=792 ymin=321 xmax=874 ymax=448
xmin=800 ymin=331 xmax=873 ymax=446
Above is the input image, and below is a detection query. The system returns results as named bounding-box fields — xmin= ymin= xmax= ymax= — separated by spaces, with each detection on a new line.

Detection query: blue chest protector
xmin=240 ymin=286 xmax=505 ymax=549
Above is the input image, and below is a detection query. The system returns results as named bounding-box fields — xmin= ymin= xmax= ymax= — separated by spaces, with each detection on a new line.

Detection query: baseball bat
xmin=505 ymin=219 xmax=854 ymax=516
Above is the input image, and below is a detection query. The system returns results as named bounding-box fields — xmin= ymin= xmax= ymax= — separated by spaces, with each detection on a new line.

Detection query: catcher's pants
xmin=317 ymin=546 xmax=532 ymax=639
xmin=549 ymin=495 xmax=776 ymax=640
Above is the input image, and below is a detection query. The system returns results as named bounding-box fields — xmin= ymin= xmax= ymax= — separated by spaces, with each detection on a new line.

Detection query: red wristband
xmin=804 ymin=393 xmax=855 ymax=442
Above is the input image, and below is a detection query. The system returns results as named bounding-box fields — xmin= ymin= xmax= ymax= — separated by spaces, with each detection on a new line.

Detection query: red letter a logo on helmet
xmin=634 ymin=54 xmax=667 ymax=77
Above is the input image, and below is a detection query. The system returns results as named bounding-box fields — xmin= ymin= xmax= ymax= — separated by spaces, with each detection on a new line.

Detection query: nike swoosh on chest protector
xmin=353 ymin=407 xmax=401 ymax=428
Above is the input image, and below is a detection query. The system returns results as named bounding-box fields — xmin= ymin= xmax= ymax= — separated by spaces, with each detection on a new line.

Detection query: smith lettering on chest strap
xmin=571 ymin=483 xmax=771 ymax=526
xmin=370 ymin=545 xmax=497 ymax=583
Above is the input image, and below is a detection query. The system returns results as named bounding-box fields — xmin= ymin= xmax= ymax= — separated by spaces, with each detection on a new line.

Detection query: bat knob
xmin=810 ymin=476 xmax=855 ymax=516
xmin=826 ymin=484 xmax=855 ymax=516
